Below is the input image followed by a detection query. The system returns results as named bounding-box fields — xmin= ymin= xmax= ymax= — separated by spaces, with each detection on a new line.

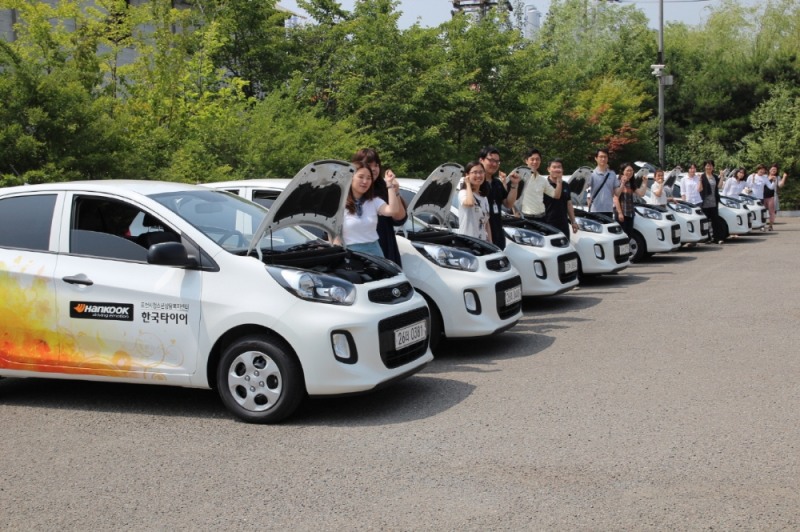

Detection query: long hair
xmin=345 ymin=161 xmax=375 ymax=215
xmin=352 ymin=148 xmax=387 ymax=201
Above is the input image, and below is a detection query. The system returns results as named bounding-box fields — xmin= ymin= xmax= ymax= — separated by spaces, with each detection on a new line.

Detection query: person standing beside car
xmin=586 ymin=148 xmax=618 ymax=218
xmin=680 ymin=163 xmax=703 ymax=206
xmin=651 ymin=169 xmax=670 ymax=205
xmin=351 ymin=148 xmax=407 ymax=265
xmin=699 ymin=159 xmax=727 ymax=244
xmin=457 ymin=161 xmax=492 ymax=243
xmin=338 ymin=161 xmax=404 ymax=258
xmin=612 ymin=163 xmax=645 ymax=238
xmin=478 ymin=146 xmax=520 ymax=250
xmin=518 ymin=147 xmax=563 ymax=220
xmin=722 ymin=168 xmax=748 ymax=197
xmin=542 ymin=159 xmax=579 ymax=238
xmin=764 ymin=163 xmax=788 ymax=231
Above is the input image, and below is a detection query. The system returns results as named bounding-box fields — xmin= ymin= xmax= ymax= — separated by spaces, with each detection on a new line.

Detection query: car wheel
xmin=630 ymin=232 xmax=647 ymax=263
xmin=216 ymin=335 xmax=304 ymax=424
xmin=420 ymin=293 xmax=443 ymax=353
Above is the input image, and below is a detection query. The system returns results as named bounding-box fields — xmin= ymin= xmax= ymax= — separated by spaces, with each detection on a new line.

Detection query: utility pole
xmin=651 ymin=0 xmax=673 ymax=169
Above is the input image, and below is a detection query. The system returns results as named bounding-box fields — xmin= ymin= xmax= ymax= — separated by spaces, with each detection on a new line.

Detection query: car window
xmin=252 ymin=189 xmax=280 ymax=209
xmin=70 ymin=195 xmax=180 ymax=261
xmin=0 ymin=194 xmax=57 ymax=251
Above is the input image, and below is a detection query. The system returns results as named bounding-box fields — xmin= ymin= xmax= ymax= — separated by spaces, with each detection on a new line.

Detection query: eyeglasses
xmin=485 ymin=158 xmax=500 ymax=164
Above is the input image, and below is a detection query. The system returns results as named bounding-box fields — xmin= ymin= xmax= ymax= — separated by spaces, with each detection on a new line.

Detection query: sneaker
xmin=717 ymin=240 xmax=725 ymax=244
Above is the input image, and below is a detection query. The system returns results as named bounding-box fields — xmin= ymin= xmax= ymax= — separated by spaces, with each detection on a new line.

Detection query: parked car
xmin=398 ymin=175 xmax=579 ymax=297
xmin=673 ymin=178 xmax=752 ymax=237
xmin=511 ymin=166 xmax=630 ymax=277
xmin=642 ymin=167 xmax=711 ymax=245
xmin=569 ymin=166 xmax=681 ymax=262
xmin=207 ymin=162 xmax=523 ymax=350
xmin=0 ymin=161 xmax=433 ymax=423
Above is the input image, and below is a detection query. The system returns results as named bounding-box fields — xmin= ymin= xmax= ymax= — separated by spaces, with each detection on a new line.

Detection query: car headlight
xmin=414 ymin=243 xmax=479 ymax=271
xmin=668 ymin=202 xmax=692 ymax=214
xmin=267 ymin=266 xmax=356 ymax=305
xmin=719 ymin=197 xmax=741 ymax=208
xmin=635 ymin=206 xmax=663 ymax=220
xmin=576 ymin=217 xmax=602 ymax=233
xmin=504 ymin=226 xmax=546 ymax=247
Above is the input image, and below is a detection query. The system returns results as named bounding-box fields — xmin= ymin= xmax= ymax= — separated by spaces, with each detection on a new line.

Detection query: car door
xmin=0 ymin=192 xmax=62 ymax=370
xmin=53 ymin=191 xmax=202 ymax=381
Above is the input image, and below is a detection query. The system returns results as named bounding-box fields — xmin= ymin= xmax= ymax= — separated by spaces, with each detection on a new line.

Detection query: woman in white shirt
xmin=650 ymin=169 xmax=669 ymax=205
xmin=722 ymin=168 xmax=748 ymax=197
xmin=457 ymin=161 xmax=492 ymax=243
xmin=340 ymin=162 xmax=403 ymax=257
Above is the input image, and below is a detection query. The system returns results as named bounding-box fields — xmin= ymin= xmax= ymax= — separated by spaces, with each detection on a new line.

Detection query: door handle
xmin=62 ymin=274 xmax=94 ymax=286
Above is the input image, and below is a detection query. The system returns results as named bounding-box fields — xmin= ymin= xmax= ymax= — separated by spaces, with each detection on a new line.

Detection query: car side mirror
xmin=147 ymin=242 xmax=199 ymax=268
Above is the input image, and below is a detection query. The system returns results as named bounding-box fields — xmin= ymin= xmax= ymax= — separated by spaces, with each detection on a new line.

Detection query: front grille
xmin=671 ymin=224 xmax=681 ymax=244
xmin=486 ymin=257 xmax=511 ymax=272
xmin=557 ymin=252 xmax=580 ymax=283
xmin=700 ymin=220 xmax=710 ymax=236
xmin=495 ymin=276 xmax=522 ymax=320
xmin=614 ymin=238 xmax=630 ymax=263
xmin=369 ymin=282 xmax=414 ymax=304
xmin=378 ymin=306 xmax=430 ymax=369
xmin=761 ymin=210 xmax=767 ymax=223
xmin=550 ymin=236 xmax=570 ymax=248
xmin=607 ymin=225 xmax=623 ymax=235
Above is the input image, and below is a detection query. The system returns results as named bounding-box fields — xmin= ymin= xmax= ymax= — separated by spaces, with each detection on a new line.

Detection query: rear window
xmin=0 ymin=194 xmax=57 ymax=251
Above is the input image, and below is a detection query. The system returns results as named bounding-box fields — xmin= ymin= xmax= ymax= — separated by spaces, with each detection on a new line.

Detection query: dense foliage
xmin=1 ymin=0 xmax=798 ymax=207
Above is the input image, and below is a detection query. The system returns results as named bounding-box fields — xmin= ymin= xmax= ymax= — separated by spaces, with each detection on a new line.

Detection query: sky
xmin=277 ymin=0 xmax=762 ymax=30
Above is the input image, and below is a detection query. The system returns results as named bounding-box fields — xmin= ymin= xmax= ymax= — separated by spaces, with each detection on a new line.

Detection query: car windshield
xmin=150 ymin=189 xmax=318 ymax=252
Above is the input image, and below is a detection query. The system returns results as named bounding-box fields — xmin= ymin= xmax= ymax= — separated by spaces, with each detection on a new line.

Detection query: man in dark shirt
xmin=479 ymin=146 xmax=520 ymax=250
xmin=542 ymin=158 xmax=579 ymax=238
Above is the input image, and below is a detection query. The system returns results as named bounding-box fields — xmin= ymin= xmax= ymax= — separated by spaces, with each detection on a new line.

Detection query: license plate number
xmin=394 ymin=320 xmax=427 ymax=350
xmin=619 ymin=243 xmax=630 ymax=255
xmin=564 ymin=258 xmax=578 ymax=274
xmin=504 ymin=285 xmax=522 ymax=306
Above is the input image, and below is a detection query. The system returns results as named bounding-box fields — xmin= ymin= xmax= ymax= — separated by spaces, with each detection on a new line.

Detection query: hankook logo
xmin=71 ymin=301 xmax=134 ymax=322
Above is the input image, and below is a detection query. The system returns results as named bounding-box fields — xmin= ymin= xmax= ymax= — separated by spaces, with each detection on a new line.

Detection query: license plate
xmin=619 ymin=243 xmax=630 ymax=255
xmin=394 ymin=320 xmax=427 ymax=350
xmin=564 ymin=258 xmax=578 ymax=274
xmin=504 ymin=285 xmax=522 ymax=306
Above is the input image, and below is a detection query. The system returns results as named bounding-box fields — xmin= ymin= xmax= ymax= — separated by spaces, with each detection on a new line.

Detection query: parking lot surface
xmin=2 ymin=219 xmax=799 ymax=530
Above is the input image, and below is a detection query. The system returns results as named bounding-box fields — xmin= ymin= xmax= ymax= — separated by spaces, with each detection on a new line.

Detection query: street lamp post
xmin=651 ymin=0 xmax=673 ymax=169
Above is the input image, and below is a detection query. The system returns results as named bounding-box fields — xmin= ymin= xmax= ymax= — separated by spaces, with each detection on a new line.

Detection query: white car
xmin=398 ymin=176 xmax=579 ymax=297
xmin=512 ymin=166 xmax=630 ymax=277
xmin=0 ymin=162 xmax=433 ymax=423
xmin=734 ymin=194 xmax=767 ymax=231
xmin=641 ymin=169 xmax=710 ymax=245
xmin=207 ymin=163 xmax=523 ymax=350
xmin=673 ymin=178 xmax=752 ymax=237
xmin=569 ymin=167 xmax=680 ymax=262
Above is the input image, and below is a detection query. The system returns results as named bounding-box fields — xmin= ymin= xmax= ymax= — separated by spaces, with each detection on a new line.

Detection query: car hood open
xmin=406 ymin=162 xmax=463 ymax=226
xmin=248 ymin=160 xmax=351 ymax=254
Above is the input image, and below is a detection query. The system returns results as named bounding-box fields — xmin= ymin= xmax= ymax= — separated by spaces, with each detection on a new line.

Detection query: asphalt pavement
xmin=2 ymin=219 xmax=799 ymax=530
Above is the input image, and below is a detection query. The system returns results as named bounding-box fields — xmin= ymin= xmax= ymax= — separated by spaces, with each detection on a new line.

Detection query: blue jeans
xmin=348 ymin=240 xmax=385 ymax=258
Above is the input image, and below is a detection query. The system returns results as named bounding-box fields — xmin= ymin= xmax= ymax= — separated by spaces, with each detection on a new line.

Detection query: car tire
xmin=216 ymin=335 xmax=305 ymax=424
xmin=630 ymin=232 xmax=647 ymax=263
xmin=420 ymin=293 xmax=443 ymax=353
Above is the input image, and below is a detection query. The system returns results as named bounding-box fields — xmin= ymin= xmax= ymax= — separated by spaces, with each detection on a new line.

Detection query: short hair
xmin=595 ymin=148 xmax=609 ymax=157
xmin=756 ymin=164 xmax=767 ymax=171
xmin=703 ymin=159 xmax=715 ymax=168
xmin=548 ymin=158 xmax=564 ymax=168
xmin=523 ymin=147 xmax=541 ymax=159
xmin=479 ymin=146 xmax=501 ymax=159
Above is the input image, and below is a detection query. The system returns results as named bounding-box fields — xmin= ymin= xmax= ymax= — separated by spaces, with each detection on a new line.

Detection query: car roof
xmin=207 ymin=178 xmax=293 ymax=189
xmin=1 ymin=180 xmax=207 ymax=197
